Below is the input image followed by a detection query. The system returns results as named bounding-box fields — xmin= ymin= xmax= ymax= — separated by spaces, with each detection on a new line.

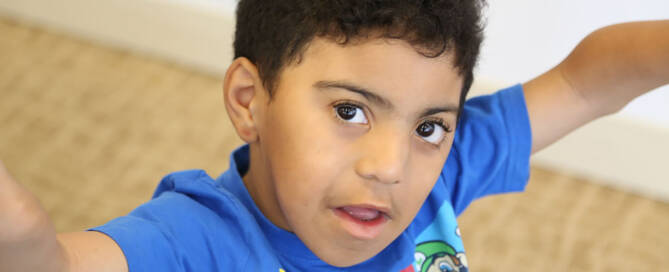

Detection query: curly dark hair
xmin=234 ymin=0 xmax=485 ymax=110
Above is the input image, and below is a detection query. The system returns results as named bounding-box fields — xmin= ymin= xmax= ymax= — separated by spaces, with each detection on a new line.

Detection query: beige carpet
xmin=1 ymin=18 xmax=667 ymax=271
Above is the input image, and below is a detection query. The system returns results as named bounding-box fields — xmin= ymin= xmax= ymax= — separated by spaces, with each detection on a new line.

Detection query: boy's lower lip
xmin=332 ymin=207 xmax=389 ymax=240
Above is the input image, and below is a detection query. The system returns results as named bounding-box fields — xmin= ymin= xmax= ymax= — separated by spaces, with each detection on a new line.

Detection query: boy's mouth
xmin=333 ymin=204 xmax=390 ymax=240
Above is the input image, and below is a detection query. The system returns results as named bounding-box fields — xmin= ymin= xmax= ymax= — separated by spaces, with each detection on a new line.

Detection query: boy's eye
xmin=415 ymin=121 xmax=446 ymax=144
xmin=334 ymin=104 xmax=368 ymax=124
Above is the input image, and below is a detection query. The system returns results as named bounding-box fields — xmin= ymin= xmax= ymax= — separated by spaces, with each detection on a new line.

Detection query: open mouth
xmin=339 ymin=206 xmax=385 ymax=221
xmin=333 ymin=205 xmax=390 ymax=240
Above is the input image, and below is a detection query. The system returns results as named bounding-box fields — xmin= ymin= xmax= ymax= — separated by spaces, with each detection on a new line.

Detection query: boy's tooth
xmin=342 ymin=206 xmax=380 ymax=220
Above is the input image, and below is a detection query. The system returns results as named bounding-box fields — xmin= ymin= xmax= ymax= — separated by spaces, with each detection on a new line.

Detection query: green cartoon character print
xmin=414 ymin=241 xmax=468 ymax=272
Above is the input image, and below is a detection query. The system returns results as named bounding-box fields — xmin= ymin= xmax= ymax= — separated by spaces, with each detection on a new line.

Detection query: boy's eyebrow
xmin=314 ymin=80 xmax=394 ymax=109
xmin=420 ymin=105 xmax=459 ymax=117
xmin=314 ymin=80 xmax=459 ymax=117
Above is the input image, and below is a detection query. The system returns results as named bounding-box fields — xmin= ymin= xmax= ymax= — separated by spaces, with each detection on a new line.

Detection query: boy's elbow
xmin=558 ymin=21 xmax=663 ymax=118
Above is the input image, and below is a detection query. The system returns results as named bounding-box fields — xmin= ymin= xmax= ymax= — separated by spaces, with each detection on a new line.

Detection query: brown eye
xmin=415 ymin=121 xmax=446 ymax=144
xmin=334 ymin=104 xmax=368 ymax=124
xmin=416 ymin=122 xmax=435 ymax=137
xmin=337 ymin=105 xmax=357 ymax=120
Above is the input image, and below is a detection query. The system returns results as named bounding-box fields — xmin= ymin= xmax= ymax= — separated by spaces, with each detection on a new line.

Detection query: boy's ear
xmin=223 ymin=57 xmax=266 ymax=143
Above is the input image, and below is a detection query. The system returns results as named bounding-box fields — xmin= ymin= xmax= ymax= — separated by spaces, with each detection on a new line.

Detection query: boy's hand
xmin=0 ymin=162 xmax=128 ymax=272
xmin=523 ymin=20 xmax=669 ymax=153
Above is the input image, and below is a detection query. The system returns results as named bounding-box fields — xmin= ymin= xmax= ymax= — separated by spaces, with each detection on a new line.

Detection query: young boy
xmin=1 ymin=1 xmax=667 ymax=271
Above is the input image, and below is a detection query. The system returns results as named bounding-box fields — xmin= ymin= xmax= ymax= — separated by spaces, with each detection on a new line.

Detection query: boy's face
xmin=235 ymin=38 xmax=462 ymax=266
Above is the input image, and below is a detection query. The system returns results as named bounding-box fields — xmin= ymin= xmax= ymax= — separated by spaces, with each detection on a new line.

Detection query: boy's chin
xmin=300 ymin=208 xmax=407 ymax=267
xmin=305 ymin=232 xmax=393 ymax=267
xmin=318 ymin=249 xmax=382 ymax=268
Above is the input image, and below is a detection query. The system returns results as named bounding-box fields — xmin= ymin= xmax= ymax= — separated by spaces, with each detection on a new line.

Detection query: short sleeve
xmin=443 ymin=84 xmax=532 ymax=215
xmin=89 ymin=171 xmax=252 ymax=272
xmin=90 ymin=193 xmax=193 ymax=272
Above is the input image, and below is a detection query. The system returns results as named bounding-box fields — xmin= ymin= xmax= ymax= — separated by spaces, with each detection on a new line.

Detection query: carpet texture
xmin=1 ymin=18 xmax=667 ymax=271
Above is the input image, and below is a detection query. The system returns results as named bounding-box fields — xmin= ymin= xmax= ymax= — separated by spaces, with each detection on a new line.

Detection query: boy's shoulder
xmin=91 ymin=169 xmax=282 ymax=271
xmin=442 ymin=83 xmax=532 ymax=214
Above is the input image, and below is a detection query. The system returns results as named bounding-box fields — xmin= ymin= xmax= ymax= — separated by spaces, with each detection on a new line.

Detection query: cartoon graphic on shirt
xmin=412 ymin=201 xmax=468 ymax=272
xmin=414 ymin=241 xmax=467 ymax=272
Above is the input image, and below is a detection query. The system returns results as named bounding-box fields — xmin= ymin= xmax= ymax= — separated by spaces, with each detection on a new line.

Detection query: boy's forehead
xmin=286 ymin=37 xmax=462 ymax=95
xmin=277 ymin=37 xmax=463 ymax=117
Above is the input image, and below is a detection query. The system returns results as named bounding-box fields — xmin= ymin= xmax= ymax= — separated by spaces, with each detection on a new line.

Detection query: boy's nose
xmin=354 ymin=130 xmax=408 ymax=185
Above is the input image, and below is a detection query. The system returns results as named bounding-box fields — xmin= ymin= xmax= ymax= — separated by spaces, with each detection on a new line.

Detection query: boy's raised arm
xmin=0 ymin=162 xmax=127 ymax=272
xmin=522 ymin=20 xmax=669 ymax=153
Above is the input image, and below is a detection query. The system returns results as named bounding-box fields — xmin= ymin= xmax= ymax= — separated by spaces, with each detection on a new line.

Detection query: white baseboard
xmin=531 ymin=115 xmax=669 ymax=202
xmin=0 ymin=0 xmax=236 ymax=77
xmin=2 ymin=0 xmax=667 ymax=202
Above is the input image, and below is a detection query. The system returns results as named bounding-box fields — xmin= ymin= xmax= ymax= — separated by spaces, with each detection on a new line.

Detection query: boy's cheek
xmin=396 ymin=154 xmax=448 ymax=212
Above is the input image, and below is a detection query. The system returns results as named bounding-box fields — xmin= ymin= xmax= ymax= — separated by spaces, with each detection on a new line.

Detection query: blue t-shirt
xmin=91 ymin=84 xmax=532 ymax=272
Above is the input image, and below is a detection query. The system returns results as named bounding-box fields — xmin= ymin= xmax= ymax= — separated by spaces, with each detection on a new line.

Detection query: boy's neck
xmin=242 ymin=144 xmax=292 ymax=231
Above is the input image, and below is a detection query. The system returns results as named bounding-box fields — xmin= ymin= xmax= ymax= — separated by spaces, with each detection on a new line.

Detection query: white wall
xmin=0 ymin=0 xmax=237 ymax=75
xmin=476 ymin=0 xmax=669 ymax=128
xmin=0 ymin=0 xmax=667 ymax=200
